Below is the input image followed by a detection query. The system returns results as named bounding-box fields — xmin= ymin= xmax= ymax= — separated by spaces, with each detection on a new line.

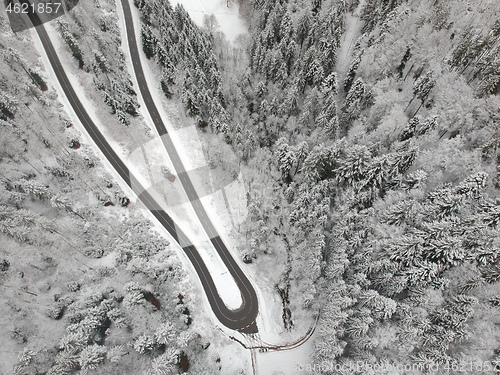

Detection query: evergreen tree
xmin=296 ymin=10 xmax=311 ymax=47
xmin=274 ymin=138 xmax=297 ymax=181
xmin=321 ymin=72 xmax=339 ymax=95
xmin=406 ymin=70 xmax=436 ymax=115
xmin=298 ymin=87 xmax=320 ymax=128
xmin=340 ymin=78 xmax=365 ymax=130
xmin=79 ymin=345 xmax=107 ymax=371
xmin=343 ymin=49 xmax=363 ymax=93
xmin=335 ymin=145 xmax=371 ymax=186
xmin=155 ymin=322 xmax=177 ymax=345
xmin=133 ymin=335 xmax=155 ymax=354
xmin=399 ymin=116 xmax=420 ymax=141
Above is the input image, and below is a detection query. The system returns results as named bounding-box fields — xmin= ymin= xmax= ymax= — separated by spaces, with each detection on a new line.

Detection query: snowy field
xmin=170 ymin=0 xmax=247 ymax=43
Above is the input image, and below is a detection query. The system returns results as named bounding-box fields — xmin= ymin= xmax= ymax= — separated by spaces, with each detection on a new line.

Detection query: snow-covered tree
xmin=134 ymin=335 xmax=156 ymax=354
xmin=340 ymin=78 xmax=365 ymax=129
xmin=79 ymin=344 xmax=107 ymax=371
xmin=154 ymin=321 xmax=177 ymax=346
xmin=107 ymin=345 xmax=127 ymax=363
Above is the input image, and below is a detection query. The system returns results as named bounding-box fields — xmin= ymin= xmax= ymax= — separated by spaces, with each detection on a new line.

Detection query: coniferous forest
xmin=137 ymin=0 xmax=500 ymax=371
xmin=242 ymin=0 xmax=500 ymax=371
xmin=1 ymin=0 xmax=500 ymax=373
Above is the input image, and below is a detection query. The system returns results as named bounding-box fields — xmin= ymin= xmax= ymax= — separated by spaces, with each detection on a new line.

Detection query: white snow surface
xmin=170 ymin=0 xmax=247 ymax=43
xmin=256 ymin=340 xmax=314 ymax=375
xmin=336 ymin=0 xmax=367 ymax=89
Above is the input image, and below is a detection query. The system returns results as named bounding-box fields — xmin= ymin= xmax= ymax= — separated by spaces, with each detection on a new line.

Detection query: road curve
xmin=22 ymin=0 xmax=258 ymax=333
xmin=119 ymin=0 xmax=259 ymax=332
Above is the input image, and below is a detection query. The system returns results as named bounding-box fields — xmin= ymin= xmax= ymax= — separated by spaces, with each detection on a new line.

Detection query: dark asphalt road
xmin=22 ymin=0 xmax=258 ymax=333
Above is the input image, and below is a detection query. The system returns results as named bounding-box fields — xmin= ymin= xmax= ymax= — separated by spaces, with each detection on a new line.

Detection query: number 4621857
xmin=6 ymin=2 xmax=62 ymax=14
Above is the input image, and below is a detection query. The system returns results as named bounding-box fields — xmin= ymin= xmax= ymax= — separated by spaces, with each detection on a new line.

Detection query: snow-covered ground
xmin=256 ymin=342 xmax=314 ymax=375
xmin=170 ymin=0 xmax=247 ymax=43
xmin=336 ymin=0 xmax=366 ymax=93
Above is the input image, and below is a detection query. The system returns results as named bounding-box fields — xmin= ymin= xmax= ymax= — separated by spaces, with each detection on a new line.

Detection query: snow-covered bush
xmin=123 ymin=282 xmax=145 ymax=308
xmin=133 ymin=335 xmax=155 ymax=354
xmin=54 ymin=349 xmax=79 ymax=371
xmin=18 ymin=348 xmax=35 ymax=366
xmin=66 ymin=281 xmax=81 ymax=292
xmin=151 ymin=351 xmax=178 ymax=375
xmin=46 ymin=302 xmax=65 ymax=320
xmin=154 ymin=322 xmax=176 ymax=345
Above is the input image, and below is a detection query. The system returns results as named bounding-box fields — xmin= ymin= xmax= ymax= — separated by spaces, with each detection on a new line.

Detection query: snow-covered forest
xmin=0 ymin=0 xmax=247 ymax=374
xmin=2 ymin=0 xmax=500 ymax=373
xmin=138 ymin=0 xmax=500 ymax=371
xmin=231 ymin=0 xmax=500 ymax=372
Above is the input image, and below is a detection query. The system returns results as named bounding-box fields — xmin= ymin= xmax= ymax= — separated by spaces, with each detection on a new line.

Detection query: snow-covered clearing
xmin=256 ymin=341 xmax=314 ymax=375
xmin=336 ymin=0 xmax=366 ymax=90
xmin=170 ymin=0 xmax=247 ymax=43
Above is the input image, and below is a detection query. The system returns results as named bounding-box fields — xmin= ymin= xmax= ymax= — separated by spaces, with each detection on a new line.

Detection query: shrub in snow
xmin=11 ymin=327 xmax=28 ymax=344
xmin=54 ymin=349 xmax=79 ymax=371
xmin=83 ymin=292 xmax=105 ymax=308
xmin=59 ymin=331 xmax=88 ymax=352
xmin=119 ymin=196 xmax=130 ymax=207
xmin=0 ymin=91 xmax=18 ymax=119
xmin=123 ymin=282 xmax=145 ymax=308
xmin=134 ymin=335 xmax=155 ymax=354
xmin=18 ymin=348 xmax=35 ymax=366
xmin=66 ymin=281 xmax=81 ymax=292
xmin=107 ymin=308 xmax=129 ymax=328
xmin=46 ymin=364 xmax=72 ymax=375
xmin=16 ymin=180 xmax=52 ymax=200
xmin=50 ymin=194 xmax=71 ymax=210
xmin=83 ymin=246 xmax=104 ymax=258
xmin=242 ymin=253 xmax=253 ymax=263
xmin=66 ymin=310 xmax=84 ymax=324
xmin=0 ymin=258 xmax=9 ymax=271
xmin=106 ymin=307 xmax=123 ymax=321
xmin=177 ymin=330 xmax=196 ymax=348
xmin=46 ymin=302 xmax=65 ymax=320
xmin=151 ymin=350 xmax=178 ymax=375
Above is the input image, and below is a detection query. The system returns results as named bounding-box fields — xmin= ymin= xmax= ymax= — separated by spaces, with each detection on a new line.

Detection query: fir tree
xmin=155 ymin=321 xmax=177 ymax=345
xmin=340 ymin=78 xmax=365 ymax=130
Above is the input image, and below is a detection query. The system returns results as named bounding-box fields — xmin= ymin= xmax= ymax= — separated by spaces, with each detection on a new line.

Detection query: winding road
xmin=21 ymin=0 xmax=258 ymax=333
